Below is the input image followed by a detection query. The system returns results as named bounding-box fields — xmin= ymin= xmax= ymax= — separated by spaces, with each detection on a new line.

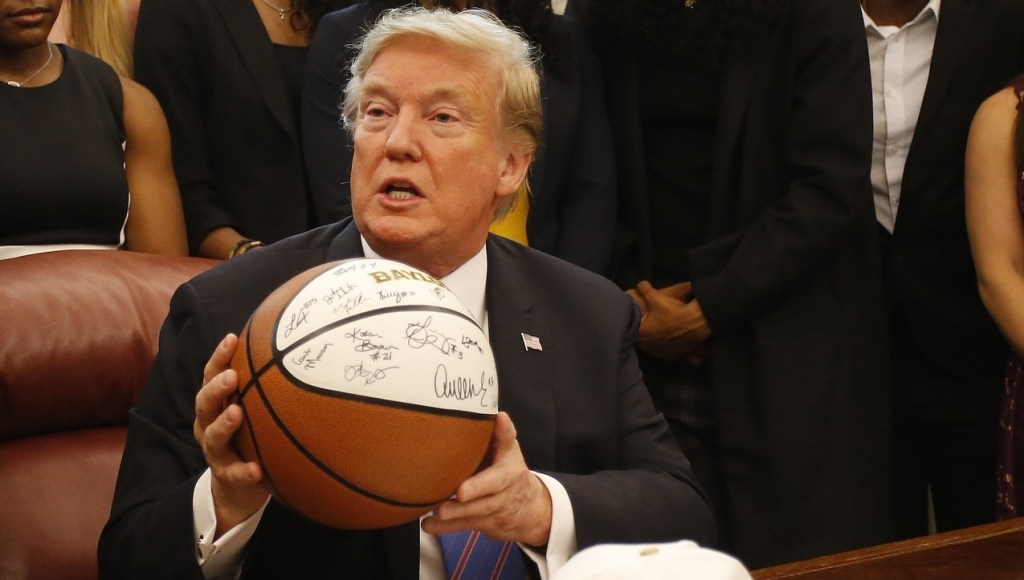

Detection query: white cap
xmin=552 ymin=540 xmax=752 ymax=580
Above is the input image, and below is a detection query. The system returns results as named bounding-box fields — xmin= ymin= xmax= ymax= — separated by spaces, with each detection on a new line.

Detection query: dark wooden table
xmin=751 ymin=517 xmax=1024 ymax=579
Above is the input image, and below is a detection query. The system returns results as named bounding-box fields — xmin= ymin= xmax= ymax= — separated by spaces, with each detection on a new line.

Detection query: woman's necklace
xmin=257 ymin=0 xmax=295 ymax=20
xmin=2 ymin=42 xmax=55 ymax=88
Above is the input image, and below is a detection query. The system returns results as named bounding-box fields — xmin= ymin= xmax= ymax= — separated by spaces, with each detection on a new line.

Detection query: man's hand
xmin=194 ymin=334 xmax=271 ymax=537
xmin=632 ymin=281 xmax=712 ymax=362
xmin=422 ymin=412 xmax=552 ymax=547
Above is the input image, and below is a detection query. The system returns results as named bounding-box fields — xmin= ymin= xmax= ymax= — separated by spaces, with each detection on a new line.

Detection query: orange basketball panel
xmin=236 ymin=379 xmax=435 ymax=529
xmin=254 ymin=370 xmax=493 ymax=504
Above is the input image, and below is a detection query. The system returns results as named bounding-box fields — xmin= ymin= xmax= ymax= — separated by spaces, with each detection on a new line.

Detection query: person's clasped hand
xmin=628 ymin=281 xmax=712 ymax=363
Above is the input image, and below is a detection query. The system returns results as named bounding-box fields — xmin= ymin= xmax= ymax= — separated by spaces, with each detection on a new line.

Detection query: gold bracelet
xmin=229 ymin=239 xmax=263 ymax=259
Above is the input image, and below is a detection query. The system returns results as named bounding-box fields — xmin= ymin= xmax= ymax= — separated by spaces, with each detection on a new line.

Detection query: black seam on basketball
xmin=261 ymin=385 xmax=497 ymax=421
xmin=250 ymin=377 xmax=450 ymax=509
xmin=239 ymin=318 xmax=259 ymax=398
xmin=236 ymin=321 xmax=299 ymax=512
xmin=270 ymin=305 xmax=492 ymax=418
xmin=239 ymin=315 xmax=287 ymax=399
xmin=273 ymin=303 xmax=482 ymax=362
xmin=235 ymin=389 xmax=298 ymax=515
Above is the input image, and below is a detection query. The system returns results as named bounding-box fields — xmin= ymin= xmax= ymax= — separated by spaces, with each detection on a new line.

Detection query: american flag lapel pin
xmin=521 ymin=333 xmax=543 ymax=352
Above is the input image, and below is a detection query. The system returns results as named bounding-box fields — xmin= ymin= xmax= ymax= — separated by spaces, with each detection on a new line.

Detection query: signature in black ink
xmin=460 ymin=335 xmax=483 ymax=354
xmin=432 ymin=287 xmax=447 ymax=301
xmin=405 ymin=316 xmax=461 ymax=358
xmin=330 ymin=291 xmax=367 ymax=315
xmin=345 ymin=328 xmax=382 ymax=341
xmin=323 ymin=282 xmax=357 ymax=303
xmin=324 ymin=283 xmax=368 ymax=315
xmin=346 ymin=328 xmax=398 ymax=355
xmin=283 ymin=305 xmax=311 ymax=338
xmin=343 ymin=361 xmax=397 ymax=386
xmin=292 ymin=343 xmax=333 ymax=370
xmin=354 ymin=339 xmax=398 ymax=354
xmin=434 ymin=364 xmax=491 ymax=406
xmin=335 ymin=261 xmax=378 ymax=276
xmin=378 ymin=289 xmax=413 ymax=304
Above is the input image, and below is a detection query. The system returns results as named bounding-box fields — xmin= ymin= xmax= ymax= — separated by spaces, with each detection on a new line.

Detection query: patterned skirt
xmin=997 ymin=352 xmax=1024 ymax=519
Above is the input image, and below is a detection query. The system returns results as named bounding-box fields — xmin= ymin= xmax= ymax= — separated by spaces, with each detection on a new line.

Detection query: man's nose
xmin=384 ymin=110 xmax=423 ymax=161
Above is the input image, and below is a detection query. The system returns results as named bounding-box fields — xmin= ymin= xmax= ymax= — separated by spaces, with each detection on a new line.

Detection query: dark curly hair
xmin=576 ymin=0 xmax=786 ymax=69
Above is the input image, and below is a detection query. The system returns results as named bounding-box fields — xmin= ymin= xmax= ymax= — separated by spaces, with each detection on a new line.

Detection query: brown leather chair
xmin=0 ymin=250 xmax=218 ymax=580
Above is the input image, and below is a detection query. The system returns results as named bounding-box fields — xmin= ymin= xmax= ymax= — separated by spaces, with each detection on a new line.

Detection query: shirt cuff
xmin=522 ymin=472 xmax=577 ymax=579
xmin=193 ymin=468 xmax=269 ymax=579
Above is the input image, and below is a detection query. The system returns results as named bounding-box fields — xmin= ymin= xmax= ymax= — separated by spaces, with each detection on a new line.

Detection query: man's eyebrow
xmin=359 ymin=79 xmax=392 ymax=99
xmin=425 ymin=85 xmax=468 ymax=105
xmin=360 ymin=79 xmax=470 ymax=106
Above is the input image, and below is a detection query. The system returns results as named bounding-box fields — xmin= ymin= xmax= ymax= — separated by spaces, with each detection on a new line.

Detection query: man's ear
xmin=495 ymin=147 xmax=534 ymax=201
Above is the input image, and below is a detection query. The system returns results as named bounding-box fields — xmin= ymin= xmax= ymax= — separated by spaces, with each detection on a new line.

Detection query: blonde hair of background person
xmin=49 ymin=0 xmax=134 ymax=77
xmin=965 ymin=84 xmax=1024 ymax=355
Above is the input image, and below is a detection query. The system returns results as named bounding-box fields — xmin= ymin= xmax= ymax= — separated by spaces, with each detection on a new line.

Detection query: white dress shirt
xmin=863 ymin=0 xmax=940 ymax=233
xmin=192 ymin=239 xmax=577 ymax=578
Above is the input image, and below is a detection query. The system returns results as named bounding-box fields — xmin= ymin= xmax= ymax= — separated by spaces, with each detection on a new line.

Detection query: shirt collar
xmin=863 ymin=0 xmax=940 ymax=31
xmin=359 ymin=237 xmax=488 ymax=325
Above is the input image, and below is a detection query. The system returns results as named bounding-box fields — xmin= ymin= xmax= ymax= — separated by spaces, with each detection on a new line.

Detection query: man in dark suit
xmin=99 ymin=7 xmax=714 ymax=578
xmin=860 ymin=0 xmax=1024 ymax=539
xmin=572 ymin=0 xmax=892 ymax=568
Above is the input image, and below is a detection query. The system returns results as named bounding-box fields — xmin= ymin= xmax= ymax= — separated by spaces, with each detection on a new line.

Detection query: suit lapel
xmin=913 ymin=0 xmax=976 ymax=138
xmin=214 ymin=0 xmax=300 ymax=143
xmin=327 ymin=218 xmax=365 ymax=259
xmin=483 ymin=239 xmax=556 ymax=468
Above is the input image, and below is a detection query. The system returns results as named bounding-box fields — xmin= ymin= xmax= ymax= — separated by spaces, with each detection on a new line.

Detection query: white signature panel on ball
xmin=275 ymin=259 xmax=498 ymax=416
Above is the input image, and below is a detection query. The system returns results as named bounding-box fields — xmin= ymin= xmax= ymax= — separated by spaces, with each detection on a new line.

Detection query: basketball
xmin=230 ymin=258 xmax=499 ymax=530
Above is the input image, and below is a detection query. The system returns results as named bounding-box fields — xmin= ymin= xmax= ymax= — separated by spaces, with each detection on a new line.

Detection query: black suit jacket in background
xmin=575 ymin=0 xmax=892 ymax=567
xmin=134 ymin=0 xmax=312 ymax=253
xmin=97 ymin=220 xmax=714 ymax=578
xmin=883 ymin=0 xmax=1024 ymax=400
xmin=300 ymin=1 xmax=618 ymax=276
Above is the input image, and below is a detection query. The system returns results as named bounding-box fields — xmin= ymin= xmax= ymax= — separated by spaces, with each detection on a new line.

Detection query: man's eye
xmin=365 ymin=107 xmax=386 ymax=118
xmin=435 ymin=113 xmax=454 ymax=123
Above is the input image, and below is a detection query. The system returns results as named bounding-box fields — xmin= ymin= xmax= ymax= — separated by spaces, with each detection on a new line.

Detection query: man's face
xmin=350 ymin=36 xmax=529 ymax=276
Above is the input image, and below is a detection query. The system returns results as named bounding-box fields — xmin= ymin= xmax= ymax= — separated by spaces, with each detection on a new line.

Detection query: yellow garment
xmin=489 ymin=187 xmax=530 ymax=245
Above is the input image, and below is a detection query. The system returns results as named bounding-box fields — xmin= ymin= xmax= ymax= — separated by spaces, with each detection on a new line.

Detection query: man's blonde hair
xmin=342 ymin=6 xmax=543 ymax=219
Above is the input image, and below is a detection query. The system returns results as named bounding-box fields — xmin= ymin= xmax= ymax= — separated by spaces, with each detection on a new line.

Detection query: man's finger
xmin=457 ymin=412 xmax=517 ymax=502
xmin=203 ymin=334 xmax=237 ymax=385
xmin=202 ymin=403 xmax=245 ymax=464
xmin=662 ymin=282 xmax=693 ymax=301
xmin=626 ymin=288 xmax=649 ymax=316
xmin=195 ymin=369 xmax=238 ymax=427
xmin=637 ymin=281 xmax=678 ymax=309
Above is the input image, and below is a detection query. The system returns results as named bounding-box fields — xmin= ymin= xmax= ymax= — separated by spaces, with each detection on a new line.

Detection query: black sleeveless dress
xmin=0 ymin=45 xmax=129 ymax=253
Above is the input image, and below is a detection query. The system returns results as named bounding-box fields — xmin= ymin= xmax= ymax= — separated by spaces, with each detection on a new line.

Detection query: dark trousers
xmin=890 ymin=310 xmax=1001 ymax=539
xmin=640 ymin=355 xmax=730 ymax=547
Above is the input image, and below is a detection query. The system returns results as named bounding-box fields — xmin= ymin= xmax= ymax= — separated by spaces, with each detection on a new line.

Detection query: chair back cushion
xmin=0 ymin=250 xmax=217 ymax=580
xmin=0 ymin=250 xmax=218 ymax=440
